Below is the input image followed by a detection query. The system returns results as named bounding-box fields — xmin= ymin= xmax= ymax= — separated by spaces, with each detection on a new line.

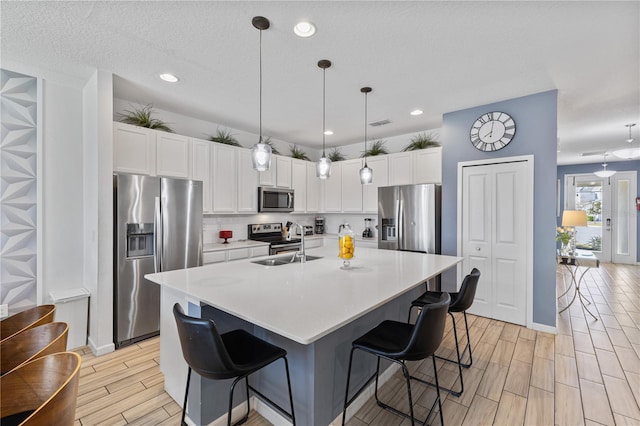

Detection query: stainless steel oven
xmin=269 ymin=242 xmax=302 ymax=255
xmin=248 ymin=223 xmax=302 ymax=255
xmin=258 ymin=187 xmax=294 ymax=212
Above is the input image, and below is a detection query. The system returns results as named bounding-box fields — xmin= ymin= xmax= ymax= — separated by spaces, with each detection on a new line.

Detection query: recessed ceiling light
xmin=324 ymin=130 xmax=333 ymax=136
xmin=159 ymin=73 xmax=179 ymax=83
xmin=410 ymin=109 xmax=423 ymax=116
xmin=294 ymin=21 xmax=316 ymax=38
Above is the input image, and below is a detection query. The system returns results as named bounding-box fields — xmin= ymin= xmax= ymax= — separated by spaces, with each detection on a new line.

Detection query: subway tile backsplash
xmin=203 ymin=213 xmax=377 ymax=244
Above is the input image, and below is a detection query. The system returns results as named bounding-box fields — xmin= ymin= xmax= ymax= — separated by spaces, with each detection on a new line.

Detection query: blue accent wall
xmin=441 ymin=90 xmax=558 ymax=328
xmin=557 ymin=160 xmax=640 ymax=262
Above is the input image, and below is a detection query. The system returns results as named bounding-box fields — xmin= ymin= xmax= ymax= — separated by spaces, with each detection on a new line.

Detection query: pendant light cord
xmin=322 ymin=67 xmax=326 ymax=156
xmin=363 ymin=91 xmax=368 ymax=166
xmin=259 ymin=28 xmax=263 ymax=143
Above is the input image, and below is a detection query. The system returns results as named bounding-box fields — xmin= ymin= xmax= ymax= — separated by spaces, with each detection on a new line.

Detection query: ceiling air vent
xmin=369 ymin=119 xmax=391 ymax=127
xmin=581 ymin=151 xmax=606 ymax=157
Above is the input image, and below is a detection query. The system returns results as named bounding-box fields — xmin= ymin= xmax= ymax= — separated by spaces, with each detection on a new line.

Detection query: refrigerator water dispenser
xmin=126 ymin=223 xmax=154 ymax=258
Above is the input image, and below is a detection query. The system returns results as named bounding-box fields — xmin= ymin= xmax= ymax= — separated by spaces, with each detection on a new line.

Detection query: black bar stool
xmin=173 ymin=304 xmax=295 ymax=426
xmin=342 ymin=293 xmax=451 ymax=426
xmin=408 ymin=268 xmax=481 ymax=397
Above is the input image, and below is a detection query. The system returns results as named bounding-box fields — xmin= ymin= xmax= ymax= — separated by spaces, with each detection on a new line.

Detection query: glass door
xmin=565 ymin=171 xmax=637 ymax=264
xmin=565 ymin=175 xmax=610 ymax=261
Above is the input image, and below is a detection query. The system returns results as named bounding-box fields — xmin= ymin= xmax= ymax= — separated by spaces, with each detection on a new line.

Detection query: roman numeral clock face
xmin=470 ymin=112 xmax=516 ymax=152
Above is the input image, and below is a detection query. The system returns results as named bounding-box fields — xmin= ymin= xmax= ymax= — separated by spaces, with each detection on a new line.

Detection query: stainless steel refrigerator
xmin=378 ymin=183 xmax=441 ymax=254
xmin=113 ymin=173 xmax=202 ymax=348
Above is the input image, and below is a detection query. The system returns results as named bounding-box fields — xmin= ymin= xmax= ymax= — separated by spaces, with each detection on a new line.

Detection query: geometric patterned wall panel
xmin=1 ymin=69 xmax=38 ymax=316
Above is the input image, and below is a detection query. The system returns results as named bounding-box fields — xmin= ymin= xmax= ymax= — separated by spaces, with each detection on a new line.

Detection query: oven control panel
xmin=250 ymin=223 xmax=282 ymax=234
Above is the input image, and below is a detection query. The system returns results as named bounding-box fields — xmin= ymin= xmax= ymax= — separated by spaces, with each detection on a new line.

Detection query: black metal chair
xmin=407 ymin=268 xmax=481 ymax=397
xmin=173 ymin=304 xmax=295 ymax=426
xmin=342 ymin=293 xmax=451 ymax=426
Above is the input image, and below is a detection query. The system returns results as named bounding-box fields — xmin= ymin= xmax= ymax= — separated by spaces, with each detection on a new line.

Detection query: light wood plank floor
xmin=73 ymin=263 xmax=640 ymax=425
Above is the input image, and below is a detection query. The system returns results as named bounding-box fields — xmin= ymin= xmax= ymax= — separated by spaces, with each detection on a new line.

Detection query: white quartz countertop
xmin=203 ymin=240 xmax=269 ymax=252
xmin=146 ymin=246 xmax=462 ymax=345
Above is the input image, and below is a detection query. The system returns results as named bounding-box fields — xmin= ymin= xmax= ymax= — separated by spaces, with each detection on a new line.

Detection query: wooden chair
xmin=1 ymin=322 xmax=69 ymax=376
xmin=1 ymin=305 xmax=56 ymax=343
xmin=0 ymin=352 xmax=81 ymax=426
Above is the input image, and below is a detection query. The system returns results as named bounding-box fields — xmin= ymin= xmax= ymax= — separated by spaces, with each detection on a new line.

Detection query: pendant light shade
xmin=612 ymin=123 xmax=639 ymax=160
xmin=359 ymin=87 xmax=373 ymax=185
xmin=594 ymin=153 xmax=616 ymax=178
xmin=316 ymin=60 xmax=332 ymax=179
xmin=251 ymin=16 xmax=272 ymax=172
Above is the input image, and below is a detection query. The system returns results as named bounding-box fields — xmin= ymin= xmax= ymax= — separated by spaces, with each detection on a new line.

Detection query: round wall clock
xmin=470 ymin=111 xmax=516 ymax=152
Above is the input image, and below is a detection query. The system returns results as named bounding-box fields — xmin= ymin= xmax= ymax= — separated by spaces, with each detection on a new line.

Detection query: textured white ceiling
xmin=2 ymin=1 xmax=638 ymax=165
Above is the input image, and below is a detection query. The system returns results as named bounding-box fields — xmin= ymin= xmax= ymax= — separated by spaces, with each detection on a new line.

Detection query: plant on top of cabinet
xmin=328 ymin=147 xmax=347 ymax=162
xmin=402 ymin=132 xmax=441 ymax=151
xmin=263 ymin=137 xmax=280 ymax=155
xmin=209 ymin=128 xmax=241 ymax=146
xmin=117 ymin=104 xmax=174 ymax=132
xmin=361 ymin=139 xmax=388 ymax=157
xmin=289 ymin=145 xmax=310 ymax=160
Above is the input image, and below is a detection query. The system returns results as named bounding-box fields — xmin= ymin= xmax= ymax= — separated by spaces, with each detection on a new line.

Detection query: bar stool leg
xmin=181 ymin=367 xmax=192 ymax=426
xmin=283 ymin=357 xmax=296 ymax=426
xmin=342 ymin=347 xmax=357 ymax=426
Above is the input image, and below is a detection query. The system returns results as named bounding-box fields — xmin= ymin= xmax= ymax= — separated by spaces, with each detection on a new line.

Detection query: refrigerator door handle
xmin=397 ymin=198 xmax=404 ymax=250
xmin=154 ymin=196 xmax=162 ymax=272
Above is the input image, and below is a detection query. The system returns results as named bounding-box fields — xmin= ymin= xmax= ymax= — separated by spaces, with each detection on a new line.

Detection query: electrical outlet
xmin=0 ymin=304 xmax=8 ymax=318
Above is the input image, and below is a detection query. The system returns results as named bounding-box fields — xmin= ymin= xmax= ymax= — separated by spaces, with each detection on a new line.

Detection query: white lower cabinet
xmin=203 ymin=251 xmax=226 ymax=264
xmin=203 ymin=245 xmax=270 ymax=265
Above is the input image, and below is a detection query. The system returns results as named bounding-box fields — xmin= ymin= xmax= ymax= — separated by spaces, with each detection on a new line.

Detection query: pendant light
xmin=593 ymin=153 xmax=616 ymax=178
xmin=359 ymin=87 xmax=373 ymax=185
xmin=316 ymin=60 xmax=332 ymax=179
xmin=612 ymin=123 xmax=639 ymax=160
xmin=250 ymin=16 xmax=272 ymax=172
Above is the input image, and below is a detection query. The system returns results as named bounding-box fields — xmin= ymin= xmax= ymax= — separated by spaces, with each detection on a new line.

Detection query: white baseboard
xmin=87 ymin=337 xmax=114 ymax=356
xmin=531 ymin=322 xmax=557 ymax=335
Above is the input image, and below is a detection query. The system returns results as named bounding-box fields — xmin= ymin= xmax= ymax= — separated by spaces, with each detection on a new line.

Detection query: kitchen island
xmin=146 ymin=245 xmax=462 ymax=425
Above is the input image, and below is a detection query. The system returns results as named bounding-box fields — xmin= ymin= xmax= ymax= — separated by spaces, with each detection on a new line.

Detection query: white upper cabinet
xmin=323 ymin=162 xmax=342 ymax=212
xmin=388 ymin=152 xmax=413 ymax=186
xmin=190 ymin=138 xmax=212 ymax=213
xmin=237 ymin=149 xmax=258 ymax=213
xmin=413 ymin=147 xmax=442 ymax=184
xmin=258 ymin=156 xmax=276 ymax=187
xmin=114 ymin=122 xmax=190 ymax=178
xmin=306 ymin=162 xmax=322 ymax=213
xmin=291 ymin=159 xmax=307 ymax=213
xmin=211 ymin=144 xmax=237 ymax=213
xmin=276 ymin=156 xmax=292 ymax=188
xmin=363 ymin=156 xmax=389 ymax=213
xmin=113 ymin=122 xmax=156 ymax=175
xmin=156 ymin=132 xmax=190 ymax=178
xmin=341 ymin=159 xmax=363 ymax=212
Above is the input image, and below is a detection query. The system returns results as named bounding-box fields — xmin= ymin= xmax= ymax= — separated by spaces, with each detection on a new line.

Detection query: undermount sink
xmin=252 ymin=255 xmax=323 ymax=266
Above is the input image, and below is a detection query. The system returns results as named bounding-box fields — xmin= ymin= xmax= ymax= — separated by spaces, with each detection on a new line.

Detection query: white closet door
xmin=462 ymin=161 xmax=528 ymax=325
xmin=461 ymin=166 xmax=493 ymax=318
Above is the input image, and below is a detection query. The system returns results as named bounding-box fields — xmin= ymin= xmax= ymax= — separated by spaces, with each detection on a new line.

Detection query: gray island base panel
xmin=147 ymin=246 xmax=462 ymax=425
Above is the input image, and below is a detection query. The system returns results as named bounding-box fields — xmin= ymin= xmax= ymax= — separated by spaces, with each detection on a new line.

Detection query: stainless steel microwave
xmin=258 ymin=187 xmax=294 ymax=212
